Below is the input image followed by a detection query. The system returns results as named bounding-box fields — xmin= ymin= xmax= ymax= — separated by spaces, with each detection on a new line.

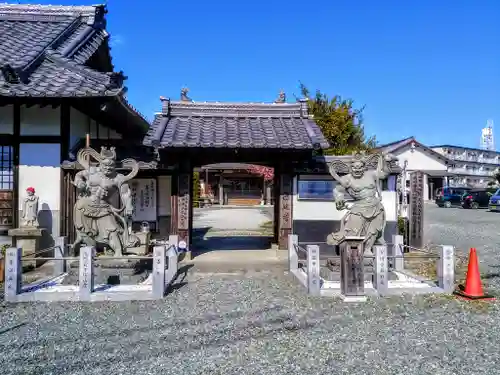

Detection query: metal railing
xmin=3 ymin=235 xmax=181 ymax=303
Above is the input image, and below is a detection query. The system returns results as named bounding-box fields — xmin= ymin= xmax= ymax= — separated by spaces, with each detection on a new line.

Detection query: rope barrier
xmin=22 ymin=257 xmax=79 ymax=261
xmin=22 ymin=245 xmax=62 ymax=258
xmin=294 ymin=243 xmax=308 ymax=255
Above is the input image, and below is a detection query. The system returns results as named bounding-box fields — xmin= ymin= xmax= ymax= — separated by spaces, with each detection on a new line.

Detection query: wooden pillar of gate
xmin=174 ymin=164 xmax=192 ymax=259
xmin=60 ymin=169 xmax=77 ymax=248
xmin=277 ymin=165 xmax=293 ymax=250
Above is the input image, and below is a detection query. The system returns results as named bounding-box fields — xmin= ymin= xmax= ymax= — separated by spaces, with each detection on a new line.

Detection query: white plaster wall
xmin=0 ymin=105 xmax=13 ymax=134
xmin=20 ymin=106 xmax=60 ymax=136
xmin=395 ymin=146 xmax=447 ymax=172
xmin=381 ymin=191 xmax=397 ymax=221
xmin=158 ymin=176 xmax=172 ymax=216
xmin=19 ymin=142 xmax=61 ymax=241
xmin=18 ymin=166 xmax=60 ymax=212
xmin=293 ymin=175 xmax=398 ymax=222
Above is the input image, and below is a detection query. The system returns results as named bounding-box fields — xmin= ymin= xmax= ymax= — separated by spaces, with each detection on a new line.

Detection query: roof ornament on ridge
xmin=180 ymin=87 xmax=193 ymax=102
xmin=274 ymin=89 xmax=286 ymax=104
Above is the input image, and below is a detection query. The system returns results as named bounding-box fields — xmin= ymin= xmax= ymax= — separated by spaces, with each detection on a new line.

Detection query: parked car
xmin=461 ymin=189 xmax=495 ymax=209
xmin=435 ymin=187 xmax=471 ymax=208
xmin=488 ymin=189 xmax=500 ymax=211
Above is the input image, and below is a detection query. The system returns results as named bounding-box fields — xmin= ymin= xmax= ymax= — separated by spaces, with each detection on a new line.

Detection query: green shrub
xmin=397 ymin=216 xmax=407 ymax=235
xmin=0 ymin=243 xmax=9 ymax=257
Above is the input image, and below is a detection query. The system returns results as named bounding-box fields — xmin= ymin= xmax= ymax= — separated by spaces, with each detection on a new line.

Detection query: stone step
xmin=62 ymin=267 xmax=149 ymax=286
xmin=63 ymin=257 xmax=152 ymax=286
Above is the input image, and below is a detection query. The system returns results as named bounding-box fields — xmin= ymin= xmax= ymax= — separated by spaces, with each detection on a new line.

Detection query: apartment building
xmin=430 ymin=145 xmax=500 ymax=187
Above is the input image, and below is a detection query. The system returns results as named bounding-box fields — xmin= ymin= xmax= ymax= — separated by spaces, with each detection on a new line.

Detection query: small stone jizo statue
xmin=22 ymin=187 xmax=39 ymax=227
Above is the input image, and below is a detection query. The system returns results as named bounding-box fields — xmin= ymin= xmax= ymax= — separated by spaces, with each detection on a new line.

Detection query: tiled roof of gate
xmin=0 ymin=3 xmax=125 ymax=97
xmin=143 ymin=99 xmax=330 ymax=150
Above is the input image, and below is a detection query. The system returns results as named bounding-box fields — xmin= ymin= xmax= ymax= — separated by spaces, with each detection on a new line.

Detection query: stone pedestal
xmin=8 ymin=227 xmax=44 ymax=268
xmin=126 ymin=231 xmax=151 ymax=255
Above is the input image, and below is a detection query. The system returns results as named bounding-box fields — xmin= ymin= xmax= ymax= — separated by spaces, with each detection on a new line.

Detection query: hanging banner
xmin=130 ymin=178 xmax=157 ymax=222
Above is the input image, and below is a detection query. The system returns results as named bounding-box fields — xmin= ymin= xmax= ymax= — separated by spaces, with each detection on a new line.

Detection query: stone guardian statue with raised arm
xmin=326 ymin=152 xmax=398 ymax=255
xmin=72 ymin=147 xmax=140 ymax=256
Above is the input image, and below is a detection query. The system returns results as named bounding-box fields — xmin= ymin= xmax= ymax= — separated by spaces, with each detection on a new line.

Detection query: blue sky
xmin=22 ymin=0 xmax=500 ymax=148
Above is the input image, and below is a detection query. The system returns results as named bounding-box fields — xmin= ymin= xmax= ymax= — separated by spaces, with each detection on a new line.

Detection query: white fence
xmin=288 ymin=234 xmax=455 ymax=301
xmin=3 ymin=235 xmax=180 ymax=303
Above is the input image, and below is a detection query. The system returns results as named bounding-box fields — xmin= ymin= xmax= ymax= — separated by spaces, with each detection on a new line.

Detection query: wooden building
xmin=143 ymin=97 xmax=330 ymax=250
xmin=0 ymin=3 xmax=402 ymax=257
xmin=0 ymin=4 xmax=150 ymax=247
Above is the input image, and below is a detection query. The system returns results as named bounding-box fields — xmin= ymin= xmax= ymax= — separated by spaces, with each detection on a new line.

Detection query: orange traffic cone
xmin=453 ymin=248 xmax=494 ymax=300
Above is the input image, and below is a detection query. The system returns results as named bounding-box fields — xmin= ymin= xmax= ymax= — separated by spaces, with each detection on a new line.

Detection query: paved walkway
xmin=192 ymin=207 xmax=275 ymax=257
xmin=193 ymin=207 xmax=271 ymax=231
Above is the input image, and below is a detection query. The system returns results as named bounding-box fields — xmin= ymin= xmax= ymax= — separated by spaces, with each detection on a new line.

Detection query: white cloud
xmin=109 ymin=34 xmax=125 ymax=48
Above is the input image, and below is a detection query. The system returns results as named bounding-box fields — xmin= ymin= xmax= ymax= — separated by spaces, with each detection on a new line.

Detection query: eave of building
xmin=0 ymin=3 xmax=149 ymax=132
xmin=377 ymin=136 xmax=451 ymax=165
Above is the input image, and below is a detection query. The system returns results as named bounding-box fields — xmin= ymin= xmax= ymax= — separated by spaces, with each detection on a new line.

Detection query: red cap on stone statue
xmin=26 ymin=187 xmax=35 ymax=194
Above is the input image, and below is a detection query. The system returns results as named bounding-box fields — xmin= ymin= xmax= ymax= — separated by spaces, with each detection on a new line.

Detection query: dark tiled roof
xmin=143 ymin=99 xmax=330 ymax=150
xmin=0 ymin=3 xmax=123 ymax=98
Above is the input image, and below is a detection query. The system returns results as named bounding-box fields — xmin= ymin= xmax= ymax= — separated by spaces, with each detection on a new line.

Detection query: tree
xmin=299 ymin=83 xmax=376 ymax=155
xmin=245 ymin=165 xmax=274 ymax=181
xmin=490 ymin=172 xmax=500 ymax=187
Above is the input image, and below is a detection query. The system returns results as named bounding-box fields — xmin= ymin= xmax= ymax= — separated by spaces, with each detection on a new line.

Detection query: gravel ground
xmin=1 ymin=268 xmax=500 ymax=375
xmin=1 ymin=205 xmax=500 ymax=374
xmin=424 ymin=203 xmax=500 ymax=291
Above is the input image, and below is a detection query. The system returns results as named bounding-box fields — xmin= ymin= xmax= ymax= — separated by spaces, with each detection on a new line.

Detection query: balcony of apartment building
xmin=448 ymin=165 xmax=498 ymax=177
xmin=448 ymin=176 xmax=487 ymax=188
xmin=443 ymin=147 xmax=500 ymax=165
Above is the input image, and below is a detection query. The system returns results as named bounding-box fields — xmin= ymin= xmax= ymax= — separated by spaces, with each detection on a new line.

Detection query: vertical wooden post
xmin=278 ymin=173 xmax=293 ymax=250
xmin=177 ymin=171 xmax=191 ymax=260
xmin=170 ymin=171 xmax=178 ymax=236
xmin=340 ymin=236 xmax=366 ymax=302
xmin=54 ymin=236 xmax=67 ymax=277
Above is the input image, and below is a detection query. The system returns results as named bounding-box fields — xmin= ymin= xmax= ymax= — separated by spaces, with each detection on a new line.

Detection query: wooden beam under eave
xmin=60 ymin=102 xmax=70 ymax=163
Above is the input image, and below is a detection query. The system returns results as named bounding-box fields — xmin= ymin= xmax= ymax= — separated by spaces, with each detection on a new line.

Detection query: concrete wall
xmin=292 ymin=174 xmax=398 ymax=254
